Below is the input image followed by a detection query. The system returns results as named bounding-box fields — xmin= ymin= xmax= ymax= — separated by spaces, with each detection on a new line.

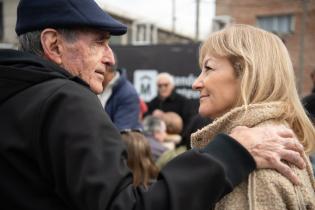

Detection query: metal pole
xmin=172 ymin=0 xmax=176 ymax=34
xmin=195 ymin=0 xmax=200 ymax=41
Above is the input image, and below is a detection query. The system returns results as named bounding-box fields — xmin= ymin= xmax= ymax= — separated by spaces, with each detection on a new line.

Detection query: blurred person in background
xmin=98 ymin=61 xmax=142 ymax=131
xmin=153 ymin=111 xmax=186 ymax=169
xmin=310 ymin=69 xmax=315 ymax=93
xmin=191 ymin=24 xmax=315 ymax=210
xmin=156 ymin=113 xmax=213 ymax=169
xmin=302 ymin=68 xmax=315 ymax=173
xmin=302 ymin=68 xmax=315 ymax=124
xmin=146 ymin=72 xmax=195 ymax=145
xmin=182 ymin=114 xmax=213 ymax=149
xmin=142 ymin=115 xmax=169 ymax=161
xmin=302 ymin=93 xmax=315 ymax=124
xmin=139 ymin=97 xmax=148 ymax=120
xmin=152 ymin=110 xmax=183 ymax=149
xmin=120 ymin=130 xmax=159 ymax=188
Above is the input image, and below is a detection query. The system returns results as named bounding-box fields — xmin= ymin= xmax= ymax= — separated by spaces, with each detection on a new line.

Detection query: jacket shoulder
xmin=35 ymin=78 xmax=94 ymax=98
xmin=252 ymin=165 xmax=315 ymax=209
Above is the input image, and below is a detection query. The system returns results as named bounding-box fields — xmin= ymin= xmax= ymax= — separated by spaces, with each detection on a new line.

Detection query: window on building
xmin=257 ymin=15 xmax=294 ymax=34
xmin=212 ymin=15 xmax=233 ymax=32
xmin=131 ymin=22 xmax=157 ymax=45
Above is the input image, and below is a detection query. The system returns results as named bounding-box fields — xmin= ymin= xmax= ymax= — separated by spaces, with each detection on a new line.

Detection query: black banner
xmin=112 ymin=43 xmax=201 ymax=103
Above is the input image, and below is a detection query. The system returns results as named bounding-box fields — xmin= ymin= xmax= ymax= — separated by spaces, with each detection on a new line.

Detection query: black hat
xmin=15 ymin=0 xmax=127 ymax=36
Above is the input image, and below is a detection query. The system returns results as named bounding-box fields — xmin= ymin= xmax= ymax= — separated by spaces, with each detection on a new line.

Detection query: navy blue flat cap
xmin=15 ymin=0 xmax=127 ymax=36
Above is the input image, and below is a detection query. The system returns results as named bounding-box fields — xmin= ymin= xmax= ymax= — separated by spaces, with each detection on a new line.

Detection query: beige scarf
xmin=191 ymin=102 xmax=315 ymax=210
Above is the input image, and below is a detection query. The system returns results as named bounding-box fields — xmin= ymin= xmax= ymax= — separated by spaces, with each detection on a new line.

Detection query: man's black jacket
xmin=0 ymin=49 xmax=255 ymax=210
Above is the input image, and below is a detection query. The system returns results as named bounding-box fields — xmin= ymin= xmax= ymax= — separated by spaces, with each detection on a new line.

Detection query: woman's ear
xmin=40 ymin=28 xmax=63 ymax=64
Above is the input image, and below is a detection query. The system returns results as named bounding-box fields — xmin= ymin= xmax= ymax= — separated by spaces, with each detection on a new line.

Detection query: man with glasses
xmin=147 ymin=72 xmax=194 ymax=144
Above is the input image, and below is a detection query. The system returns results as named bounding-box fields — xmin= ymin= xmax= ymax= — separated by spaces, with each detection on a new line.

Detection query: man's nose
xmin=103 ymin=44 xmax=115 ymax=66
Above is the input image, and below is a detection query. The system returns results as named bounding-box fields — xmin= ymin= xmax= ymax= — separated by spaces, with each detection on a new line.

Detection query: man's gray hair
xmin=18 ymin=29 xmax=78 ymax=56
xmin=157 ymin=72 xmax=175 ymax=86
xmin=143 ymin=116 xmax=165 ymax=136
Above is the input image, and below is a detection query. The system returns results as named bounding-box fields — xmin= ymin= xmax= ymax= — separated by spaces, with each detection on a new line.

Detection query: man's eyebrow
xmin=101 ymin=32 xmax=111 ymax=40
xmin=104 ymin=33 xmax=111 ymax=39
xmin=94 ymin=32 xmax=111 ymax=41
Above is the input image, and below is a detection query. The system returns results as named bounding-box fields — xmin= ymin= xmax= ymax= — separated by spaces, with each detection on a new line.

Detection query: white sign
xmin=134 ymin=70 xmax=158 ymax=102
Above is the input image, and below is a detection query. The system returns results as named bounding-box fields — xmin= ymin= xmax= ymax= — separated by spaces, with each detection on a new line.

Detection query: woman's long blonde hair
xmin=199 ymin=24 xmax=315 ymax=153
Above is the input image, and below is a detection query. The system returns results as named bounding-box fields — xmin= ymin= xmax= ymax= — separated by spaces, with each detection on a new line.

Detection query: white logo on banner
xmin=134 ymin=70 xmax=158 ymax=102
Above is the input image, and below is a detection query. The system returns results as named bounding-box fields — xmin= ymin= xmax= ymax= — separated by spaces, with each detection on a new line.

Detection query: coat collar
xmin=191 ymin=102 xmax=286 ymax=149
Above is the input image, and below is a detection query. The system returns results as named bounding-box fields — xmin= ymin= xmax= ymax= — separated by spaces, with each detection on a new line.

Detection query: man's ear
xmin=40 ymin=28 xmax=63 ymax=64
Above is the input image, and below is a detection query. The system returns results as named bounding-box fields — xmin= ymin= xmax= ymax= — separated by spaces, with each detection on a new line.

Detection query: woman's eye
xmin=204 ymin=65 xmax=213 ymax=71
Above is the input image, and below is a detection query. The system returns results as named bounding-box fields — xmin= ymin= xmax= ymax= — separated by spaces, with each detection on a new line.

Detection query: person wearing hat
xmin=0 ymin=0 xmax=306 ymax=210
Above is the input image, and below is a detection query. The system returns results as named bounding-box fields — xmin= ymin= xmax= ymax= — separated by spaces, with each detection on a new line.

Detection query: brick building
xmin=214 ymin=0 xmax=315 ymax=96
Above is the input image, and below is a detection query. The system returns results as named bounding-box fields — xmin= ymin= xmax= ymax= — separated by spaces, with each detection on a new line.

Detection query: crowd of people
xmin=0 ymin=0 xmax=314 ymax=209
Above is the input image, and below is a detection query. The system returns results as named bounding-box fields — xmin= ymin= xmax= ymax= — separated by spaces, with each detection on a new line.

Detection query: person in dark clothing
xmin=302 ymin=69 xmax=315 ymax=123
xmin=302 ymin=93 xmax=315 ymax=123
xmin=310 ymin=69 xmax=315 ymax=93
xmin=301 ymin=70 xmax=315 ymax=174
xmin=182 ymin=114 xmax=213 ymax=149
xmin=98 ymin=67 xmax=142 ymax=131
xmin=146 ymin=72 xmax=195 ymax=144
xmin=0 ymin=0 xmax=306 ymax=210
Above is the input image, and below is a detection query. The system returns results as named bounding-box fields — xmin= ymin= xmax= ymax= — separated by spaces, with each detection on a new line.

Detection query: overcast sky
xmin=96 ymin=0 xmax=215 ymax=40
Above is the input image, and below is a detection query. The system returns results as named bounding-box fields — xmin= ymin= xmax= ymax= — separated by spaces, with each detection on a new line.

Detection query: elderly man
xmin=0 ymin=0 xmax=305 ymax=210
xmin=147 ymin=72 xmax=193 ymax=123
xmin=147 ymin=72 xmax=195 ymax=146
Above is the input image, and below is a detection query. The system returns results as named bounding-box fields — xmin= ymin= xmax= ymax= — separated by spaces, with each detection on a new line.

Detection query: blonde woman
xmin=191 ymin=24 xmax=315 ymax=209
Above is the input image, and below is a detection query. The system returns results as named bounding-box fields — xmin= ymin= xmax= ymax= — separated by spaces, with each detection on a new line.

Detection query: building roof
xmin=99 ymin=2 xmax=194 ymax=40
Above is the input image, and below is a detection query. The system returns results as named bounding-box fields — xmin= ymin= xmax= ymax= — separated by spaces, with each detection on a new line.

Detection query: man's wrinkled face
xmin=60 ymin=29 xmax=115 ymax=94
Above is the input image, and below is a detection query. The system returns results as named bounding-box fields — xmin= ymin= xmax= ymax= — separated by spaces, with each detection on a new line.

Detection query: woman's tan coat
xmin=191 ymin=102 xmax=315 ymax=210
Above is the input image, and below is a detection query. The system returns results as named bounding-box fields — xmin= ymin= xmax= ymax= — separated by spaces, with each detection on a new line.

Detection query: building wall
xmin=216 ymin=0 xmax=315 ymax=96
xmin=112 ymin=16 xmax=193 ymax=45
xmin=0 ymin=1 xmax=194 ymax=47
xmin=157 ymin=29 xmax=193 ymax=44
xmin=1 ymin=0 xmax=19 ymax=47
